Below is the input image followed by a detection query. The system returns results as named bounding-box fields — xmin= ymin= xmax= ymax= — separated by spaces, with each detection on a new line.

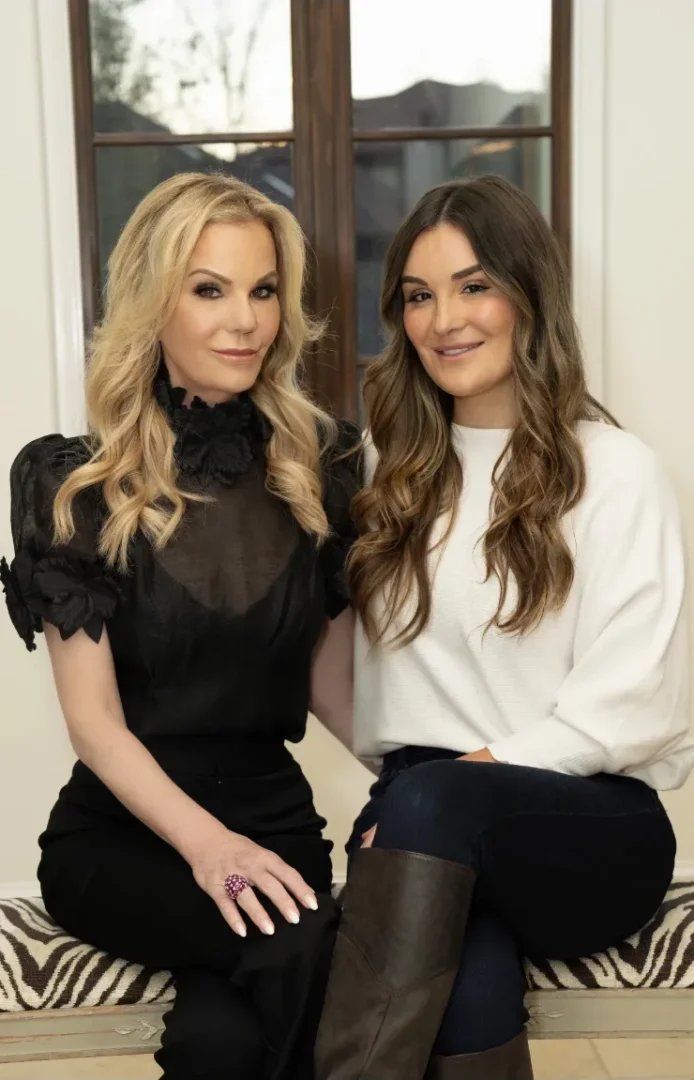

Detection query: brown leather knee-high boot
xmin=424 ymin=1031 xmax=534 ymax=1079
xmin=314 ymin=847 xmax=476 ymax=1080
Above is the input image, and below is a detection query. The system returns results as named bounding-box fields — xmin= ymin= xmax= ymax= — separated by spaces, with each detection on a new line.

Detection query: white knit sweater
xmin=354 ymin=422 xmax=694 ymax=790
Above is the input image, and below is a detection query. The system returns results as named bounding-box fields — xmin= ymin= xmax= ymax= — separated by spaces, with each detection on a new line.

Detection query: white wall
xmin=0 ymin=0 xmax=76 ymax=896
xmin=601 ymin=0 xmax=694 ymax=867
xmin=1 ymin=0 xmax=694 ymax=895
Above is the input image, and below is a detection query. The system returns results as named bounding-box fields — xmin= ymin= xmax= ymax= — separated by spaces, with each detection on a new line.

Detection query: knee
xmin=281 ymin=894 xmax=338 ymax=975
xmin=435 ymin=912 xmax=528 ymax=1056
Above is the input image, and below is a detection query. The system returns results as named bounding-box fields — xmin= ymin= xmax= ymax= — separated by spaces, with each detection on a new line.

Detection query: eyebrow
xmin=188 ymin=268 xmax=279 ymax=286
xmin=401 ymin=263 xmax=483 ymax=287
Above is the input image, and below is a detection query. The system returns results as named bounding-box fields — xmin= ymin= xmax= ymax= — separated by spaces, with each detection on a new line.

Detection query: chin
xmin=227 ymin=369 xmax=263 ymax=394
xmin=434 ymin=373 xmax=493 ymax=400
xmin=210 ymin=362 xmax=263 ymax=397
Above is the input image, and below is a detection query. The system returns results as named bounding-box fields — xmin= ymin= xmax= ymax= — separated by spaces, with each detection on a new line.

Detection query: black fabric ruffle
xmin=154 ymin=364 xmax=271 ymax=486
xmin=1 ymin=549 xmax=124 ymax=651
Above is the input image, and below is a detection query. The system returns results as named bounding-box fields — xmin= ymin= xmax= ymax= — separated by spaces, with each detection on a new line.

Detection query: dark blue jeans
xmin=346 ymin=747 xmax=675 ymax=1057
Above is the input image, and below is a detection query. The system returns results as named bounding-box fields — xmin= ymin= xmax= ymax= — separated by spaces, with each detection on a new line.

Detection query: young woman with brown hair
xmin=315 ymin=176 xmax=692 ymax=1080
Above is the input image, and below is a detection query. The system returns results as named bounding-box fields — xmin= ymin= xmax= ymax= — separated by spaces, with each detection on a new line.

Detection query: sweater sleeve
xmin=488 ymin=442 xmax=690 ymax=778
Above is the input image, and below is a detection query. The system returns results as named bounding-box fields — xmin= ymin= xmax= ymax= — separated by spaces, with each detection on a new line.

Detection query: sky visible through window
xmin=108 ymin=0 xmax=550 ymax=142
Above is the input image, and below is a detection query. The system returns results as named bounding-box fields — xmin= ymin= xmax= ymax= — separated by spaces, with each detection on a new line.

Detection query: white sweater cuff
xmin=488 ymin=717 xmax=607 ymax=776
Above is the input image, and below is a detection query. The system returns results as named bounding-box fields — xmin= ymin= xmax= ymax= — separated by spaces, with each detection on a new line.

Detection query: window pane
xmin=96 ymin=143 xmax=293 ymax=285
xmin=90 ymin=0 xmax=292 ymax=134
xmin=351 ymin=0 xmax=551 ymax=130
xmin=355 ymin=137 xmax=550 ymax=356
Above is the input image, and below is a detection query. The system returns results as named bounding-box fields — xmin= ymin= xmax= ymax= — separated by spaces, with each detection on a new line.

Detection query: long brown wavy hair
xmin=53 ymin=172 xmax=333 ymax=568
xmin=350 ymin=175 xmax=617 ymax=646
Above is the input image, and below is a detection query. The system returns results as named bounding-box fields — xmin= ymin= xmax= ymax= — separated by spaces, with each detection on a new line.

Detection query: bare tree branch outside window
xmin=90 ymin=0 xmax=154 ymax=110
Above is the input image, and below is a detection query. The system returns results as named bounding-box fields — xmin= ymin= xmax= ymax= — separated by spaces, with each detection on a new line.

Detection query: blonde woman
xmin=315 ymin=177 xmax=693 ymax=1079
xmin=1 ymin=173 xmax=358 ymax=1080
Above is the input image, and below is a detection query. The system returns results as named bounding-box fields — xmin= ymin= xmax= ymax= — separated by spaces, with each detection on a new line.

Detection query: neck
xmin=452 ymin=377 xmax=518 ymax=429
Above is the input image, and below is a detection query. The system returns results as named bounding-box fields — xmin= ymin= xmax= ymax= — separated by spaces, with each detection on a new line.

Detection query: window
xmin=70 ymin=0 xmax=571 ymax=419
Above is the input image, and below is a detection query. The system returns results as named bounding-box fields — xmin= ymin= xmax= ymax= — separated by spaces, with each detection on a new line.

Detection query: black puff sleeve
xmin=1 ymin=436 xmax=124 ymax=651
xmin=320 ymin=420 xmax=362 ymax=620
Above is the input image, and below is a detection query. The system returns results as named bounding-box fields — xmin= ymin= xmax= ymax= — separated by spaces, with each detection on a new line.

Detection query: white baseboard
xmin=2 ymin=992 xmax=693 ymax=1065
xmin=0 ymin=881 xmax=41 ymax=900
xmin=674 ymin=860 xmax=694 ymax=881
xmin=2 ymin=861 xmax=692 ymax=903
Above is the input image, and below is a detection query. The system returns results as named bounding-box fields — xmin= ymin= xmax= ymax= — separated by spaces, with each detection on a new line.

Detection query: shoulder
xmin=321 ymin=420 xmax=362 ymax=490
xmin=9 ymin=435 xmax=97 ymax=550
xmin=576 ymin=420 xmax=680 ymax=525
xmin=579 ymin=421 xmax=668 ymax=493
xmin=11 ymin=434 xmax=92 ymax=495
xmin=3 ymin=437 xmax=121 ymax=651
xmin=323 ymin=419 xmax=362 ymax=461
xmin=319 ymin=420 xmax=362 ymax=534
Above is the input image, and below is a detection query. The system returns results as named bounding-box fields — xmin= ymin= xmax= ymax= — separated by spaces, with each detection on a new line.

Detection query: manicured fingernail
xmin=287 ymin=910 xmax=300 ymax=924
xmin=236 ymin=924 xmax=247 ymax=938
xmin=305 ymin=895 xmax=318 ymax=911
xmin=263 ymin=922 xmax=275 ymax=935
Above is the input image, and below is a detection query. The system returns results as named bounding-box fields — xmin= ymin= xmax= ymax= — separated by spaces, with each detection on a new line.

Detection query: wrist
xmin=176 ymin=815 xmax=230 ymax=866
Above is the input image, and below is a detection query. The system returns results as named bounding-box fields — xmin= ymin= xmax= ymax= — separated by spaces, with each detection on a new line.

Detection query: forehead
xmin=190 ymin=220 xmax=277 ymax=270
xmin=403 ymin=223 xmax=477 ymax=277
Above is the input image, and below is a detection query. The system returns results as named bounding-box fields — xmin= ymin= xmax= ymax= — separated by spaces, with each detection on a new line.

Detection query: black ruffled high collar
xmin=154 ymin=364 xmax=271 ymax=486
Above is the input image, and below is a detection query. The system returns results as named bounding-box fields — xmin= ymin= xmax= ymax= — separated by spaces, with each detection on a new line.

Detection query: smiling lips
xmin=434 ymin=342 xmax=484 ymax=357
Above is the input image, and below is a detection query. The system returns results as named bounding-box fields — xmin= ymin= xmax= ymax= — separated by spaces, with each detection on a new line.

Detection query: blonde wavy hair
xmin=350 ymin=176 xmax=618 ymax=645
xmin=54 ymin=172 xmax=334 ymax=567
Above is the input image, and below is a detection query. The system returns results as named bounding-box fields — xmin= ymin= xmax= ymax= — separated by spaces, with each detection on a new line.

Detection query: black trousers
xmin=38 ymin=739 xmax=338 ymax=1080
xmin=348 ymin=746 xmax=676 ymax=1057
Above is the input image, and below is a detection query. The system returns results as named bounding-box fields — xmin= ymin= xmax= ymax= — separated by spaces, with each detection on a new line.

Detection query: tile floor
xmin=0 ymin=1041 xmax=693 ymax=1079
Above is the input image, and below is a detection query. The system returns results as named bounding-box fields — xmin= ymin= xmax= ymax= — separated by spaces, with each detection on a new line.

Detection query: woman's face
xmin=401 ymin=223 xmax=517 ymax=426
xmin=160 ymin=220 xmax=281 ymax=404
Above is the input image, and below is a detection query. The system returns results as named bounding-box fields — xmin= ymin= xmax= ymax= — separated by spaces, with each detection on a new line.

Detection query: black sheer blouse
xmin=1 ymin=370 xmax=359 ymax=747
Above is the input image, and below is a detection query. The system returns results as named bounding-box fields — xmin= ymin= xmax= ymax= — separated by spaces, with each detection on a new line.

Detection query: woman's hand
xmin=458 ymin=747 xmax=499 ymax=763
xmin=189 ymin=828 xmax=319 ymax=938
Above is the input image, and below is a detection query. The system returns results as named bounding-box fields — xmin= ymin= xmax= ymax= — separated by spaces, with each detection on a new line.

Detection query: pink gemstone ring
xmin=224 ymin=874 xmax=250 ymax=901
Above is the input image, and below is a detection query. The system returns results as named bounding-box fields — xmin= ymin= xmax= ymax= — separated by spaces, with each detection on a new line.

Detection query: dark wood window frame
xmin=69 ymin=0 xmax=571 ymax=419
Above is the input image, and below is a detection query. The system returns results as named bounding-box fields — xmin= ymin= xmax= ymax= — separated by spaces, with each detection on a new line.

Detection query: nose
xmin=227 ymin=296 xmax=257 ymax=335
xmin=432 ymin=296 xmax=465 ymax=339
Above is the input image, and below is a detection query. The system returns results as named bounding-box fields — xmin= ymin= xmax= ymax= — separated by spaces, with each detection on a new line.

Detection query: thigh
xmin=39 ymin=823 xmax=337 ymax=975
xmin=478 ymin=789 xmax=675 ymax=959
xmin=434 ymin=908 xmax=528 ymax=1057
xmin=40 ymin=824 xmax=244 ymax=971
xmin=157 ymin=969 xmax=265 ymax=1080
xmin=373 ymin=760 xmax=676 ymax=959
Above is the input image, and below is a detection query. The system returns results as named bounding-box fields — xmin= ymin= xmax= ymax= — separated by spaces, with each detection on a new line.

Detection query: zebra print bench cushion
xmin=526 ymin=879 xmax=694 ymax=990
xmin=0 ymin=899 xmax=174 ymax=1011
xmin=1 ymin=883 xmax=693 ymax=1011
